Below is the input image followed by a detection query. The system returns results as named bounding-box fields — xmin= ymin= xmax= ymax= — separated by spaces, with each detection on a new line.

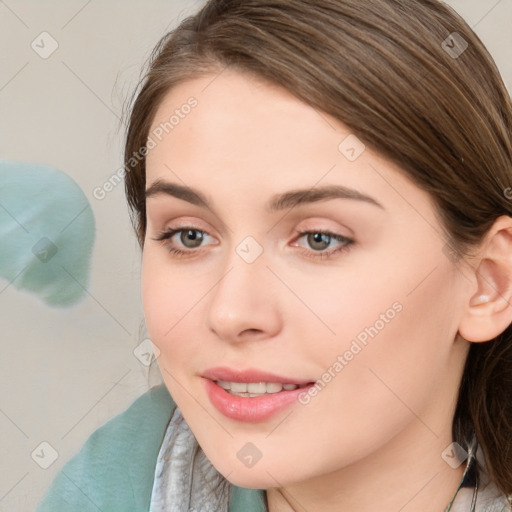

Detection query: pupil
xmin=309 ymin=232 xmax=329 ymax=250
xmin=182 ymin=230 xmax=203 ymax=247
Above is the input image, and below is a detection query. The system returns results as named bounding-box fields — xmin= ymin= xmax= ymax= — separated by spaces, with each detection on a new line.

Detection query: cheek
xmin=141 ymin=250 xmax=208 ymax=406
xmin=281 ymin=250 xmax=406 ymax=357
xmin=306 ymin=244 xmax=459 ymax=355
xmin=141 ymin=251 xmax=167 ymax=341
xmin=293 ymin=248 xmax=460 ymax=424
xmin=255 ymin=265 xmax=460 ymax=480
xmin=343 ymin=269 xmax=457 ymax=408
xmin=141 ymin=248 xmax=200 ymax=350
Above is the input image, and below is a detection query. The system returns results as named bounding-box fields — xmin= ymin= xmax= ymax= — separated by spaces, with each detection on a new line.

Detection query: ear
xmin=458 ymin=215 xmax=512 ymax=343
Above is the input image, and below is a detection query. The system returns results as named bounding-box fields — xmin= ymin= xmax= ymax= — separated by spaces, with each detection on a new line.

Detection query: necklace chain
xmin=445 ymin=440 xmax=478 ymax=512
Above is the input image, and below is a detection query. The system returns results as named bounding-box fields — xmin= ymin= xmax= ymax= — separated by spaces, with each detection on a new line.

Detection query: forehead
xmin=147 ymin=70 xmax=355 ymax=181
xmin=147 ymin=69 xmax=335 ymax=153
xmin=144 ymin=70 xmax=437 ymax=222
xmin=150 ymin=69 xmax=309 ymax=125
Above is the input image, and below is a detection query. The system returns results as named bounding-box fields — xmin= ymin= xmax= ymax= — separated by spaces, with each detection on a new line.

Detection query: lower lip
xmin=203 ymin=379 xmax=313 ymax=423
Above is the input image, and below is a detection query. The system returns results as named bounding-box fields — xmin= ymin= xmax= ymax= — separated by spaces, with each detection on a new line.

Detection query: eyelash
xmin=152 ymin=227 xmax=355 ymax=260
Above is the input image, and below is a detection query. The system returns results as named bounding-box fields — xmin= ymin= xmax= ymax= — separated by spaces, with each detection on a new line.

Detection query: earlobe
xmin=458 ymin=216 xmax=512 ymax=343
xmin=470 ymin=294 xmax=491 ymax=306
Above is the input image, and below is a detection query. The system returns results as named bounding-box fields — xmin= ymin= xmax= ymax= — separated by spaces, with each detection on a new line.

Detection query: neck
xmin=266 ymin=421 xmax=466 ymax=512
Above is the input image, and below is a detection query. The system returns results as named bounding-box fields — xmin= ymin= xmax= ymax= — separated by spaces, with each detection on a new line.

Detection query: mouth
xmin=215 ymin=380 xmax=310 ymax=397
xmin=201 ymin=367 xmax=316 ymax=422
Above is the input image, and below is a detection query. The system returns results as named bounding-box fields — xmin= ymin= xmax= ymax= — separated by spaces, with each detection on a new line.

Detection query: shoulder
xmin=476 ymin=479 xmax=512 ymax=512
xmin=35 ymin=384 xmax=176 ymax=512
xmin=471 ymin=453 xmax=512 ymax=512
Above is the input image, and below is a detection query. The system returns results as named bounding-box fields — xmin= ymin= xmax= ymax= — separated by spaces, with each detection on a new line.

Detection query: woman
xmin=35 ymin=0 xmax=512 ymax=510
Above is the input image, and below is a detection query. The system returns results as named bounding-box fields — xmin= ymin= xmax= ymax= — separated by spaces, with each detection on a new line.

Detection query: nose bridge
xmin=217 ymin=233 xmax=268 ymax=298
xmin=205 ymin=234 xmax=281 ymax=341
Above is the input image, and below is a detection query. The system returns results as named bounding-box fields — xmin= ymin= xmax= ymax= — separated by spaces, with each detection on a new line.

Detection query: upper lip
xmin=202 ymin=367 xmax=313 ymax=386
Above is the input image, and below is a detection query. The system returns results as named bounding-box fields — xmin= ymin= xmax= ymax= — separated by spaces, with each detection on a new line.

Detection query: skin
xmin=142 ymin=69 xmax=512 ymax=512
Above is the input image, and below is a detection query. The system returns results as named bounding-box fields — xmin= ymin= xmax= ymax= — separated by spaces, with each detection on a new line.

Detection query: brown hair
xmin=122 ymin=0 xmax=512 ymax=495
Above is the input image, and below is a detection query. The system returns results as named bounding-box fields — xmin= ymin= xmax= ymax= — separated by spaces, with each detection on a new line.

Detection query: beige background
xmin=1 ymin=1 xmax=511 ymax=510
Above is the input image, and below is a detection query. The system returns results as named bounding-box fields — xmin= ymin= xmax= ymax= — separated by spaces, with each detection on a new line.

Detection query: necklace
xmin=444 ymin=439 xmax=478 ymax=512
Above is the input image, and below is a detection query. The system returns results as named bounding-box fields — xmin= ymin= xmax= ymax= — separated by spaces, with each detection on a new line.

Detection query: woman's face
xmin=142 ymin=69 xmax=472 ymax=489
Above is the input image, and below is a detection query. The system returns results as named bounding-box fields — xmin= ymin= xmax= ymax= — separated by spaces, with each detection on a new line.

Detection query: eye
xmin=293 ymin=230 xmax=355 ymax=260
xmin=152 ymin=226 xmax=355 ymax=260
xmin=152 ymin=227 xmax=215 ymax=257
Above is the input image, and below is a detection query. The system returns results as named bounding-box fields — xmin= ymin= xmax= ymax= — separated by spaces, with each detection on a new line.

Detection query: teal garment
xmin=34 ymin=384 xmax=267 ymax=512
xmin=0 ymin=159 xmax=95 ymax=307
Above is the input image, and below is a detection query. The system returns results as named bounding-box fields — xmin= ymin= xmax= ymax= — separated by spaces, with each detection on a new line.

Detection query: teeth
xmin=247 ymin=382 xmax=267 ymax=393
xmin=215 ymin=381 xmax=301 ymax=395
xmin=230 ymin=382 xmax=247 ymax=392
xmin=217 ymin=380 xmax=231 ymax=390
xmin=266 ymin=382 xmax=284 ymax=393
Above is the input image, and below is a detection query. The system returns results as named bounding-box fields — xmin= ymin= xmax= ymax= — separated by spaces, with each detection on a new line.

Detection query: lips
xmin=201 ymin=367 xmax=313 ymax=386
xmin=201 ymin=367 xmax=315 ymax=422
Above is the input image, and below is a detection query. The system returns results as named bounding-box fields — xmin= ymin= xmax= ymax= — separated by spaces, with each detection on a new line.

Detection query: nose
xmin=205 ymin=246 xmax=282 ymax=344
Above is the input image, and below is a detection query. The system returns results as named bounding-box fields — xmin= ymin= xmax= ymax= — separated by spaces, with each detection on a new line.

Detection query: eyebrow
xmin=145 ymin=179 xmax=384 ymax=213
